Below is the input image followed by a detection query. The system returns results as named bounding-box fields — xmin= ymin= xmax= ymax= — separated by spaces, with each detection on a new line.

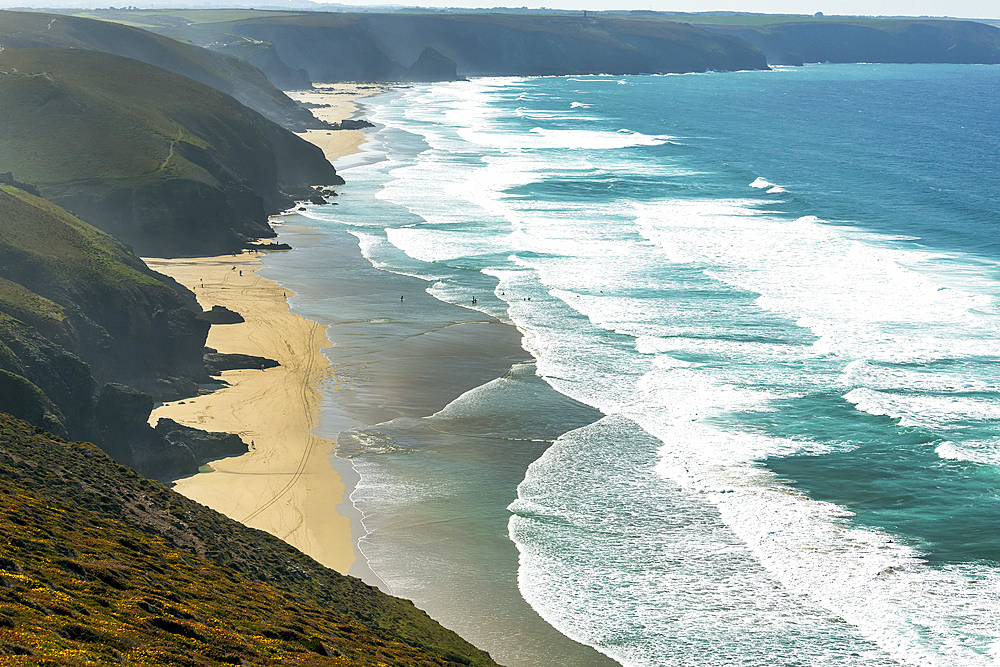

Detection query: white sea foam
xmin=335 ymin=76 xmax=1000 ymax=666
xmin=458 ymin=126 xmax=672 ymax=150
xmin=935 ymin=440 xmax=1000 ymax=465
xmin=844 ymin=387 xmax=1000 ymax=428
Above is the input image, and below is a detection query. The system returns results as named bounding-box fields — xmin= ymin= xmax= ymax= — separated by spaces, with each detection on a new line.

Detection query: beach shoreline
xmin=146 ymin=251 xmax=354 ymax=573
xmin=145 ymin=83 xmax=385 ymax=574
xmin=147 ymin=82 xmax=614 ymax=665
xmin=285 ymin=83 xmax=389 ymax=164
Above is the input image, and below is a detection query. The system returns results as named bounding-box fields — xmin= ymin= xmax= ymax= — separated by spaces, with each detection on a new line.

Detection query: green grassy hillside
xmin=0 ymin=47 xmax=339 ymax=256
xmin=0 ymin=412 xmax=498 ymax=665
xmin=0 ymin=10 xmax=318 ymax=128
xmin=0 ymin=184 xmax=202 ymax=389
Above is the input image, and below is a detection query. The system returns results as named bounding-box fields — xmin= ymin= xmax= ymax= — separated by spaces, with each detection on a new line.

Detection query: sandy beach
xmin=286 ymin=83 xmax=388 ymax=164
xmin=147 ymin=253 xmax=353 ymax=573
xmin=146 ymin=84 xmax=380 ymax=574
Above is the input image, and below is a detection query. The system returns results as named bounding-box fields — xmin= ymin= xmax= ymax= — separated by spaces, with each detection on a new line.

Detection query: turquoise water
xmin=293 ymin=65 xmax=1000 ymax=665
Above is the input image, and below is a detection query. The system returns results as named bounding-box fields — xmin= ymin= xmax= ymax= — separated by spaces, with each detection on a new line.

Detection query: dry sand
xmin=147 ymin=254 xmax=353 ymax=573
xmin=286 ymin=83 xmax=388 ymax=164
xmin=146 ymin=84 xmax=382 ymax=574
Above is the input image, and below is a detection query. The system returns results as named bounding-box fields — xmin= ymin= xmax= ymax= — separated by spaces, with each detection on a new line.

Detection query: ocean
xmin=265 ymin=64 xmax=1000 ymax=665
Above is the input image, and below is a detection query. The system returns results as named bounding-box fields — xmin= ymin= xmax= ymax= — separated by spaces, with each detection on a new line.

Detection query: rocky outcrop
xmin=203 ymin=348 xmax=279 ymax=375
xmin=199 ymin=306 xmax=245 ymax=325
xmin=405 ymin=47 xmax=459 ymax=82
xmin=154 ymin=417 xmax=248 ymax=477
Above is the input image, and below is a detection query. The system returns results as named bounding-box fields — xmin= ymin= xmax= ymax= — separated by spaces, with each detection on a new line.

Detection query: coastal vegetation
xmin=0 ymin=413 xmax=497 ymax=665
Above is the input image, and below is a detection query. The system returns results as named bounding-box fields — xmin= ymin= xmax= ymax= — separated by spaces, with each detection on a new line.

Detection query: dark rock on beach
xmin=199 ymin=306 xmax=245 ymax=325
xmin=246 ymin=241 xmax=292 ymax=251
xmin=331 ymin=119 xmax=376 ymax=130
xmin=204 ymin=350 xmax=279 ymax=375
xmin=153 ymin=417 xmax=248 ymax=473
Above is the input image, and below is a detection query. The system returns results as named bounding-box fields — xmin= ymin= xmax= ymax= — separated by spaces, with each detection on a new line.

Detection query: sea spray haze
xmin=293 ymin=65 xmax=1000 ymax=665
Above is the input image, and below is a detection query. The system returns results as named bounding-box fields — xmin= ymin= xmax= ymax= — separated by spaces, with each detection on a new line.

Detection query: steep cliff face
xmin=0 ymin=10 xmax=321 ymax=129
xmin=0 ymin=184 xmax=223 ymax=478
xmin=0 ymin=48 xmax=341 ymax=257
xmin=364 ymin=14 xmax=768 ymax=77
xmin=705 ymin=19 xmax=1000 ymax=65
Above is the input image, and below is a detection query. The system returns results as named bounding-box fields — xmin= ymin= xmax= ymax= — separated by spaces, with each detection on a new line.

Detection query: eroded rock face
xmin=0 ymin=185 xmax=224 ymax=479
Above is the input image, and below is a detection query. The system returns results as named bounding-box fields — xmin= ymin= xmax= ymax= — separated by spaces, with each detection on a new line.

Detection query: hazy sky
xmin=322 ymin=0 xmax=998 ymax=19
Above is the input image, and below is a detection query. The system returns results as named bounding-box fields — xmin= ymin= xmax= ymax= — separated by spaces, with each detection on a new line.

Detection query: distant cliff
xmin=144 ymin=11 xmax=768 ymax=84
xmin=702 ymin=18 xmax=1000 ymax=65
xmin=0 ymin=47 xmax=340 ymax=257
xmin=0 ymin=10 xmax=321 ymax=129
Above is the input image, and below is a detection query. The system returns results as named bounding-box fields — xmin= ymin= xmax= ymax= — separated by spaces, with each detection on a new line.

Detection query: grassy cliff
xmin=0 ymin=10 xmax=318 ymax=129
xmin=0 ymin=412 xmax=497 ymax=665
xmin=0 ymin=47 xmax=340 ymax=256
